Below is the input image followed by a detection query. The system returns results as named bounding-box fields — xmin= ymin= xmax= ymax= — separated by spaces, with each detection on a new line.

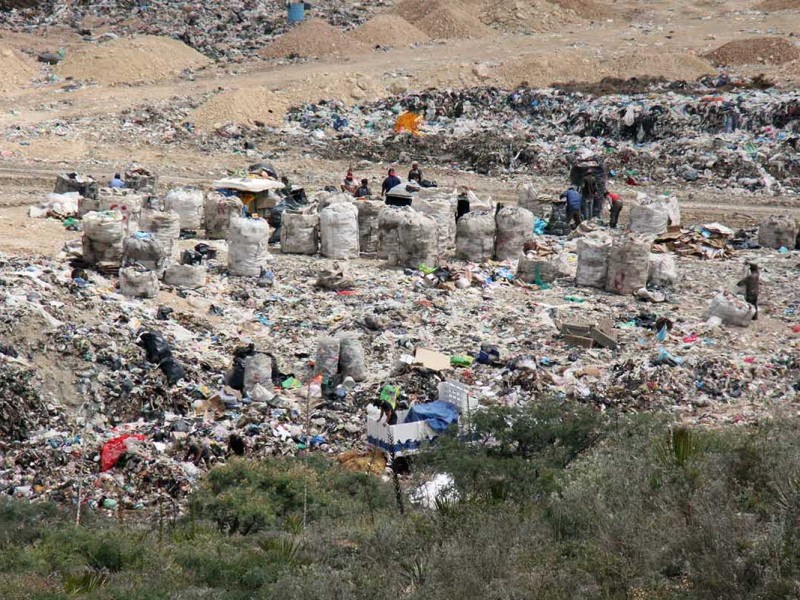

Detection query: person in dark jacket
xmin=560 ymin=187 xmax=583 ymax=229
xmin=381 ymin=168 xmax=401 ymax=197
xmin=737 ymin=263 xmax=760 ymax=320
xmin=408 ymin=162 xmax=423 ymax=183
xmin=354 ymin=179 xmax=371 ymax=198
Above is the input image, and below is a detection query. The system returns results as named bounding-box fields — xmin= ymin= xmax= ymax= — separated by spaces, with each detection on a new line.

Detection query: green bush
xmin=190 ymin=456 xmax=395 ymax=535
xmin=9 ymin=417 xmax=800 ymax=599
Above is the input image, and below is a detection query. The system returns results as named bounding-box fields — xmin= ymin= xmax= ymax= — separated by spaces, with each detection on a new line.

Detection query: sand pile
xmin=0 ymin=47 xmax=37 ymax=91
xmin=55 ymin=36 xmax=210 ymax=85
xmin=480 ymin=0 xmax=581 ymax=33
xmin=495 ymin=52 xmax=609 ymax=88
xmin=549 ymin=0 xmax=606 ymax=18
xmin=353 ymin=14 xmax=430 ymax=47
xmin=261 ymin=19 xmax=369 ymax=59
xmin=394 ymin=0 xmax=492 ymax=39
xmin=610 ymin=52 xmax=715 ymax=80
xmin=495 ymin=51 xmax=715 ymax=88
xmin=755 ymin=0 xmax=800 ymax=11
xmin=191 ymin=72 xmax=383 ymax=130
xmin=191 ymin=88 xmax=288 ymax=130
xmin=704 ymin=37 xmax=800 ymax=66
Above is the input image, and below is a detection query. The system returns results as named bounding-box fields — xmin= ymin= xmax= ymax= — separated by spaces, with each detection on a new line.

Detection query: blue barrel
xmin=287 ymin=3 xmax=305 ymax=23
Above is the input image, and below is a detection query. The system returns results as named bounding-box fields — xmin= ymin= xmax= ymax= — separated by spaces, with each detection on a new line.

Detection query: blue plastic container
xmin=287 ymin=3 xmax=305 ymax=23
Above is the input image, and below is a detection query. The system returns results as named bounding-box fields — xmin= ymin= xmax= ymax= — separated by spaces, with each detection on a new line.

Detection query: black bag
xmin=138 ymin=331 xmax=172 ymax=364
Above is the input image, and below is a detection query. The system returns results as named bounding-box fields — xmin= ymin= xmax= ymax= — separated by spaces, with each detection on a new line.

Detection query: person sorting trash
xmin=560 ymin=186 xmax=583 ymax=230
xmin=605 ymin=191 xmax=623 ymax=228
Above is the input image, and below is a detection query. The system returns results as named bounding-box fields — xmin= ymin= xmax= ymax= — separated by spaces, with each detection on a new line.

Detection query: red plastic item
xmin=683 ymin=334 xmax=699 ymax=343
xmin=335 ymin=290 xmax=357 ymax=296
xmin=792 ymin=325 xmax=800 ymax=334
xmin=100 ymin=434 xmax=145 ymax=472
xmin=743 ymin=357 xmax=756 ymax=364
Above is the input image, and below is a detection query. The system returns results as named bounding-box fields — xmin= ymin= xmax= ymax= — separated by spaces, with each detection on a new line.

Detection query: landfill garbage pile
xmin=0 ymin=0 xmax=384 ymax=61
xmin=2 ymin=208 xmax=800 ymax=515
xmin=285 ymin=85 xmax=800 ymax=192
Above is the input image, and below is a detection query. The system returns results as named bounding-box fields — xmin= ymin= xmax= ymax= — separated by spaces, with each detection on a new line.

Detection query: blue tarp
xmin=406 ymin=401 xmax=459 ymax=433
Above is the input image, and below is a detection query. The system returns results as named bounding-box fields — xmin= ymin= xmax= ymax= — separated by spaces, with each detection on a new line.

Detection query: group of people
xmin=340 ymin=163 xmax=425 ymax=200
xmin=560 ymin=186 xmax=623 ymax=230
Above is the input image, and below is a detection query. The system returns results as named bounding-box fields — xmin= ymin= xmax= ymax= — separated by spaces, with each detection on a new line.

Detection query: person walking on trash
xmin=560 ymin=186 xmax=583 ymax=230
xmin=381 ymin=168 xmax=401 ymax=197
xmin=738 ymin=262 xmax=760 ymax=320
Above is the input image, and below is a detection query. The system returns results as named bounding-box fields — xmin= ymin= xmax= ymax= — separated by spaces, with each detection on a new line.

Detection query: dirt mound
xmin=755 ymin=0 xmax=800 ymax=11
xmin=191 ymin=88 xmax=288 ymax=130
xmin=610 ymin=52 xmax=716 ymax=80
xmin=353 ymin=14 xmax=430 ymax=47
xmin=704 ymin=37 xmax=800 ymax=66
xmin=191 ymin=72 xmax=383 ymax=130
xmin=495 ymin=52 xmax=610 ymax=88
xmin=55 ymin=35 xmax=210 ymax=85
xmin=480 ymin=0 xmax=581 ymax=33
xmin=549 ymin=0 xmax=606 ymax=18
xmin=394 ymin=0 xmax=492 ymax=39
xmin=0 ymin=46 xmax=37 ymax=91
xmin=495 ymin=51 xmax=714 ymax=89
xmin=260 ymin=19 xmax=369 ymax=59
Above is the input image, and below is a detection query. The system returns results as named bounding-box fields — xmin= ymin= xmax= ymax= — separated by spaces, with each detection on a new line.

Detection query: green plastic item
xmin=281 ymin=377 xmax=302 ymax=390
xmin=564 ymin=295 xmax=585 ymax=303
xmin=450 ymin=355 xmax=474 ymax=367
xmin=418 ymin=264 xmax=437 ymax=275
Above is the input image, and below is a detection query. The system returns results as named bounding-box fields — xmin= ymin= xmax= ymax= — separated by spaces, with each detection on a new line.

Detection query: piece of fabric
xmin=405 ymin=401 xmax=459 ymax=433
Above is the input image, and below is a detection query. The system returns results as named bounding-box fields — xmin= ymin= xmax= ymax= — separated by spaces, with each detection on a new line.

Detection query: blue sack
xmin=405 ymin=401 xmax=459 ymax=433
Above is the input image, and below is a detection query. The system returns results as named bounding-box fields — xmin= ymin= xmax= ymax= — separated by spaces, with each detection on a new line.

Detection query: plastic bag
xmin=228 ymin=217 xmax=270 ymax=276
xmin=704 ymin=291 xmax=756 ymax=327
xmin=280 ymin=212 xmax=319 ymax=255
xmin=606 ymin=234 xmax=651 ymax=295
xmin=123 ymin=234 xmax=168 ymax=274
xmin=204 ymin=192 xmax=243 ymax=240
xmin=243 ymin=353 xmax=273 ymax=396
xmin=338 ymin=335 xmax=367 ymax=382
xmin=138 ymin=331 xmax=172 ymax=364
xmin=163 ymin=264 xmax=206 ymax=288
xmin=315 ymin=337 xmax=341 ymax=379
xmin=320 ymin=202 xmax=359 ymax=259
xmin=119 ymin=267 xmax=159 ymax=298
xmin=456 ymin=211 xmax=495 ymax=263
xmin=397 ymin=211 xmax=439 ymax=268
xmin=101 ymin=434 xmax=145 ymax=471
xmin=164 ymin=187 xmax=204 ymax=230
xmin=495 ymin=206 xmax=534 ymax=261
xmin=648 ymin=253 xmax=678 ymax=288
